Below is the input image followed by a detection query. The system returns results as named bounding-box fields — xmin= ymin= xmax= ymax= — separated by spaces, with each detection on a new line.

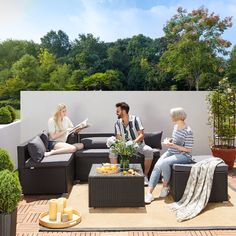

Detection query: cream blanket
xmin=168 ymin=157 xmax=223 ymax=222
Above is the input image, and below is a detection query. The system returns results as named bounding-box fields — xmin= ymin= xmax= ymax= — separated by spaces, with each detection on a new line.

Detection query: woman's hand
xmin=74 ymin=127 xmax=82 ymax=133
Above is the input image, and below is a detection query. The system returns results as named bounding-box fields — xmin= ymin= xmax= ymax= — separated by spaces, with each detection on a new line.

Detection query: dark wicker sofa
xmin=17 ymin=131 xmax=163 ymax=195
xmin=75 ymin=132 xmax=163 ymax=181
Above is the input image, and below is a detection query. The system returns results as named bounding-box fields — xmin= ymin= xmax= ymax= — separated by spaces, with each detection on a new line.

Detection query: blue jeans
xmin=149 ymin=151 xmax=192 ymax=188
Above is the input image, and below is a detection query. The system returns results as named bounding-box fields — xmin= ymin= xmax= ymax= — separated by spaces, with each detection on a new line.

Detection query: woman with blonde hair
xmin=145 ymin=107 xmax=194 ymax=204
xmin=45 ymin=103 xmax=84 ymax=157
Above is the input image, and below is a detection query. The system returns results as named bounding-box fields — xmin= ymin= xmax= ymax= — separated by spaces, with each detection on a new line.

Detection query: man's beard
xmin=117 ymin=114 xmax=122 ymax=119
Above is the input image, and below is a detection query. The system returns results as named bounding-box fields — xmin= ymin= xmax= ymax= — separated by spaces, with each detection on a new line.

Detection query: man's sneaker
xmin=159 ymin=187 xmax=169 ymax=198
xmin=144 ymin=176 xmax=149 ymax=186
xmin=145 ymin=193 xmax=154 ymax=204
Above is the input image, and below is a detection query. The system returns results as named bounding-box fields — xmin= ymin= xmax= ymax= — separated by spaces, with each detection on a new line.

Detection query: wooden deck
xmin=16 ymin=163 xmax=236 ymax=236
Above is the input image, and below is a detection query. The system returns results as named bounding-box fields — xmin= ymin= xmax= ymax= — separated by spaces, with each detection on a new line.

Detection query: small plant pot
xmin=0 ymin=209 xmax=17 ymax=236
xmin=211 ymin=145 xmax=236 ymax=169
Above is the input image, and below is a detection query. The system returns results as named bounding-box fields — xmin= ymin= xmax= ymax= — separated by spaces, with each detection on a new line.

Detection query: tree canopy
xmin=0 ymin=7 xmax=235 ymax=105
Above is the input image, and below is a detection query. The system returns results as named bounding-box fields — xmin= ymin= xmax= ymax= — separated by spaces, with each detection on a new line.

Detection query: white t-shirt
xmin=48 ymin=116 xmax=73 ymax=142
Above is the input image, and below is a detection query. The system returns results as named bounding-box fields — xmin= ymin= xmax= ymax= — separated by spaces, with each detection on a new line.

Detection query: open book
xmin=69 ymin=118 xmax=91 ymax=134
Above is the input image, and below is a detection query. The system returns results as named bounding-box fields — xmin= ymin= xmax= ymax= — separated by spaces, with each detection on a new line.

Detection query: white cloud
xmin=0 ymin=0 xmax=30 ymax=25
xmin=68 ymin=0 xmax=236 ymax=46
xmin=68 ymin=3 xmax=178 ymax=42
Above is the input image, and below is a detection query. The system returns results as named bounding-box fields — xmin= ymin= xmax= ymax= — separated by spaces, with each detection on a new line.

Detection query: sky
xmin=0 ymin=0 xmax=236 ymax=46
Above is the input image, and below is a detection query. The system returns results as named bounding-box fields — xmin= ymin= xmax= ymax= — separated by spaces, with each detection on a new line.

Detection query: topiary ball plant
xmin=0 ymin=148 xmax=14 ymax=172
xmin=0 ymin=170 xmax=22 ymax=214
xmin=0 ymin=107 xmax=12 ymax=124
xmin=5 ymin=105 xmax=16 ymax=122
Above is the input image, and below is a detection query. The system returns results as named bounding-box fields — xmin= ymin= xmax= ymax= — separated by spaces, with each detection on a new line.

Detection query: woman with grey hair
xmin=145 ymin=107 xmax=194 ymax=204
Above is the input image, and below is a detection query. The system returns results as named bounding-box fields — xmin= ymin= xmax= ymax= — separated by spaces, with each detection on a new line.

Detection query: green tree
xmin=0 ymin=40 xmax=39 ymax=70
xmin=160 ymin=7 xmax=232 ymax=90
xmin=40 ymin=30 xmax=71 ymax=58
xmin=38 ymin=48 xmax=57 ymax=80
xmin=12 ymin=54 xmax=40 ymax=88
xmin=226 ymin=45 xmax=236 ymax=87
xmin=70 ymin=34 xmax=107 ymax=73
xmin=0 ymin=77 xmax=26 ymax=100
xmin=50 ymin=64 xmax=72 ymax=89
xmin=78 ymin=70 xmax=123 ymax=90
xmin=159 ymin=39 xmax=221 ymax=90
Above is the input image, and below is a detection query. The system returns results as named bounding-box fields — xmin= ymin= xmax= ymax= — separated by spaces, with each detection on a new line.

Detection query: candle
xmin=63 ymin=207 xmax=73 ymax=221
xmin=61 ymin=213 xmax=69 ymax=222
xmin=48 ymin=199 xmax=57 ymax=221
xmin=57 ymin=198 xmax=64 ymax=213
xmin=58 ymin=197 xmax=68 ymax=209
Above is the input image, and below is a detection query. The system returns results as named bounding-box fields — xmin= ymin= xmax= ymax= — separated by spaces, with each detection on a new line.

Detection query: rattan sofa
xmin=17 ymin=131 xmax=163 ymax=194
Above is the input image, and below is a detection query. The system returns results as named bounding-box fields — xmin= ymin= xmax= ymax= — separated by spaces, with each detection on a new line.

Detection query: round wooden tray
xmin=39 ymin=210 xmax=81 ymax=229
xmin=96 ymin=168 xmax=120 ymax=174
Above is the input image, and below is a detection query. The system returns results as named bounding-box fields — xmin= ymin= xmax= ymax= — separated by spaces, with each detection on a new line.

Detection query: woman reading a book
xmin=44 ymin=103 xmax=84 ymax=157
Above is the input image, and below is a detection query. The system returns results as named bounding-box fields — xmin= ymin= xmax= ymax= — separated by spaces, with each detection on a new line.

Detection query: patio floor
xmin=17 ymin=163 xmax=236 ymax=236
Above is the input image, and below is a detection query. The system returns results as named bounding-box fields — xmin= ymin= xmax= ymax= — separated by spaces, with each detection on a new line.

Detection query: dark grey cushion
xmin=144 ymin=132 xmax=163 ymax=149
xmin=172 ymin=155 xmax=228 ymax=172
xmin=40 ymin=132 xmax=49 ymax=151
xmin=81 ymin=137 xmax=109 ymax=149
xmin=25 ymin=153 xmax=73 ymax=168
xmin=28 ymin=136 xmax=46 ymax=163
xmin=75 ymin=149 xmax=110 ymax=158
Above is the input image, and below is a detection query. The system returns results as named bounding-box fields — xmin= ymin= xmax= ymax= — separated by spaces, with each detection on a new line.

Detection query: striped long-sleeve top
xmin=168 ymin=125 xmax=194 ymax=157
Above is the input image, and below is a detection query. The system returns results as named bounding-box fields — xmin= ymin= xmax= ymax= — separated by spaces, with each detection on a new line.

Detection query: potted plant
xmin=0 ymin=170 xmax=22 ymax=236
xmin=207 ymin=77 xmax=236 ymax=169
xmin=0 ymin=148 xmax=14 ymax=172
xmin=106 ymin=136 xmax=138 ymax=171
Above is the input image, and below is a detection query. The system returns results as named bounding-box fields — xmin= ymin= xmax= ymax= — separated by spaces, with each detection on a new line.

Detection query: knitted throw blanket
xmin=168 ymin=157 xmax=223 ymax=222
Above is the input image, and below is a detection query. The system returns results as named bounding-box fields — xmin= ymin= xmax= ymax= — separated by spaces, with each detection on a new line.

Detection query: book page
xmin=69 ymin=118 xmax=90 ymax=134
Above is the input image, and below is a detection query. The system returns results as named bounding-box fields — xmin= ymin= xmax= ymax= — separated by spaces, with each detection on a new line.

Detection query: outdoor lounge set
xmin=17 ymin=131 xmax=228 ymax=203
xmin=17 ymin=131 xmax=162 ymax=194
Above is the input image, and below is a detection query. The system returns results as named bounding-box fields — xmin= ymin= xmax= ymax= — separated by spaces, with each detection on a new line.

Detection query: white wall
xmin=21 ymin=91 xmax=212 ymax=155
xmin=0 ymin=120 xmax=21 ymax=169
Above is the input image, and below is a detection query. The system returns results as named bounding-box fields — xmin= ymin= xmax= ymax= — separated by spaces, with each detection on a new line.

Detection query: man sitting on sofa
xmin=109 ymin=102 xmax=153 ymax=185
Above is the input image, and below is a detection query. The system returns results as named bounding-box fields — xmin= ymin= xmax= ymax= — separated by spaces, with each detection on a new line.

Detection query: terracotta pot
xmin=211 ymin=145 xmax=236 ymax=169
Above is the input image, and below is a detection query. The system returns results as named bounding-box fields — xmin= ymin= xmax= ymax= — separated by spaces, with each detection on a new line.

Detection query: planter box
xmin=0 ymin=209 xmax=17 ymax=236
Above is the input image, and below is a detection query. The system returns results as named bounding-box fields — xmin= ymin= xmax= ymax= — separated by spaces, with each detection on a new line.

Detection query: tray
xmin=39 ymin=210 xmax=81 ymax=228
xmin=96 ymin=168 xmax=119 ymax=174
xmin=96 ymin=164 xmax=119 ymax=174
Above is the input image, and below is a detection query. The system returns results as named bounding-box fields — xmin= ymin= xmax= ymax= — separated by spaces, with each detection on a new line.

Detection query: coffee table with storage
xmin=88 ymin=163 xmax=144 ymax=208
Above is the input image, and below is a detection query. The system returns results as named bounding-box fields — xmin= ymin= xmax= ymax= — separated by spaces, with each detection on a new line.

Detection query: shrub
xmin=5 ymin=105 xmax=16 ymax=122
xmin=207 ymin=78 xmax=236 ymax=148
xmin=0 ymin=100 xmax=20 ymax=109
xmin=0 ymin=107 xmax=12 ymax=124
xmin=0 ymin=148 xmax=14 ymax=172
xmin=0 ymin=170 xmax=22 ymax=213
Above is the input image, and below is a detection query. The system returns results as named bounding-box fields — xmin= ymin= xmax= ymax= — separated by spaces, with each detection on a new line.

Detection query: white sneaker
xmin=159 ymin=187 xmax=169 ymax=198
xmin=145 ymin=193 xmax=154 ymax=204
xmin=144 ymin=176 xmax=149 ymax=186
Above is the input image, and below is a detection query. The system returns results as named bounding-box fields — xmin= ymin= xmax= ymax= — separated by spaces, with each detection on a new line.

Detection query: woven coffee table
xmin=88 ymin=164 xmax=144 ymax=207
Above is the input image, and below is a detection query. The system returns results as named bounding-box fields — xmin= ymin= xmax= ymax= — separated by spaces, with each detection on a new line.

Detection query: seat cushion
xmin=75 ymin=148 xmax=110 ymax=158
xmin=144 ymin=132 xmax=163 ymax=149
xmin=25 ymin=153 xmax=73 ymax=168
xmin=172 ymin=155 xmax=228 ymax=172
xmin=81 ymin=137 xmax=109 ymax=149
xmin=27 ymin=136 xmax=46 ymax=163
